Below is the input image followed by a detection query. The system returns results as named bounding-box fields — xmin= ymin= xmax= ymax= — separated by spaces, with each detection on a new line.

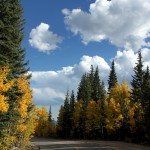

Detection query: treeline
xmin=56 ymin=51 xmax=150 ymax=143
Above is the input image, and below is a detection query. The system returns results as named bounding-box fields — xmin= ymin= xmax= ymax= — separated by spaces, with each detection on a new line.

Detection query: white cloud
xmin=113 ymin=48 xmax=150 ymax=84
xmin=32 ymin=87 xmax=65 ymax=106
xmin=29 ymin=23 xmax=63 ymax=53
xmin=62 ymin=0 xmax=150 ymax=50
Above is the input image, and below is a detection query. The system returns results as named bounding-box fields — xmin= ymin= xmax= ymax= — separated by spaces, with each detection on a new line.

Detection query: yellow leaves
xmin=85 ymin=100 xmax=102 ymax=133
xmin=34 ymin=106 xmax=53 ymax=137
xmin=128 ymin=102 xmax=143 ymax=130
xmin=0 ymin=95 xmax=9 ymax=112
xmin=0 ymin=66 xmax=14 ymax=113
xmin=16 ymin=75 xmax=32 ymax=118
xmin=106 ymin=81 xmax=130 ymax=133
xmin=0 ymin=66 xmax=35 ymax=149
xmin=106 ymin=97 xmax=123 ymax=132
xmin=118 ymin=114 xmax=124 ymax=120
xmin=73 ymin=99 xmax=84 ymax=129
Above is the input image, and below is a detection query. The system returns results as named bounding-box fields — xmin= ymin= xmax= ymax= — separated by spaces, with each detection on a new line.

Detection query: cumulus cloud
xmin=32 ymin=87 xmax=65 ymax=106
xmin=29 ymin=23 xmax=63 ymax=53
xmin=113 ymin=48 xmax=150 ymax=85
xmin=62 ymin=0 xmax=150 ymax=50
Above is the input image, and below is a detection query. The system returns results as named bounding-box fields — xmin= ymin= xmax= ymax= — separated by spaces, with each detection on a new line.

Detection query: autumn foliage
xmin=0 ymin=67 xmax=35 ymax=149
xmin=34 ymin=106 xmax=56 ymax=138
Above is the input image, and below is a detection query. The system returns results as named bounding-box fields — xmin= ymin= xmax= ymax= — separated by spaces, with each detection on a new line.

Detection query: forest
xmin=0 ymin=0 xmax=150 ymax=150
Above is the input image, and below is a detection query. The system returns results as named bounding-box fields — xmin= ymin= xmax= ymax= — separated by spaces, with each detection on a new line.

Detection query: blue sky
xmin=21 ymin=0 xmax=150 ymax=119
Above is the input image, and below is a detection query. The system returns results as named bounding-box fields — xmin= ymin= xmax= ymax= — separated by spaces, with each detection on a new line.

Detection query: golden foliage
xmin=106 ymin=81 xmax=130 ymax=133
xmin=0 ymin=66 xmax=35 ymax=149
xmin=85 ymin=100 xmax=102 ymax=133
xmin=0 ymin=66 xmax=14 ymax=113
xmin=34 ymin=106 xmax=54 ymax=137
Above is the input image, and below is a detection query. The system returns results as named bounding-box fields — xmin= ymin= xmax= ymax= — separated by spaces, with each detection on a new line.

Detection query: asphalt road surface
xmin=31 ymin=137 xmax=150 ymax=150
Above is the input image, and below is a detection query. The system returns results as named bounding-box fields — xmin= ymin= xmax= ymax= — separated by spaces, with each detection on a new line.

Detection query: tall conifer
xmin=77 ymin=73 xmax=92 ymax=105
xmin=131 ymin=51 xmax=144 ymax=102
xmin=64 ymin=90 xmax=71 ymax=138
xmin=92 ymin=66 xmax=102 ymax=102
xmin=108 ymin=60 xmax=118 ymax=92
xmin=142 ymin=66 xmax=150 ymax=141
xmin=0 ymin=0 xmax=29 ymax=76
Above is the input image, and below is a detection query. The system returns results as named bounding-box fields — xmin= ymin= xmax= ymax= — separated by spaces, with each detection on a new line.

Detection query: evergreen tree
xmin=142 ymin=66 xmax=150 ymax=141
xmin=56 ymin=105 xmax=65 ymax=138
xmin=77 ymin=73 xmax=92 ymax=105
xmin=70 ymin=90 xmax=75 ymax=137
xmin=131 ymin=51 xmax=144 ymax=103
xmin=0 ymin=0 xmax=29 ymax=76
xmin=92 ymin=66 xmax=105 ymax=102
xmin=48 ymin=105 xmax=52 ymax=122
xmin=89 ymin=65 xmax=94 ymax=94
xmin=108 ymin=60 xmax=118 ymax=92
xmin=63 ymin=90 xmax=71 ymax=138
xmin=130 ymin=51 xmax=145 ymax=142
xmin=70 ymin=90 xmax=75 ymax=114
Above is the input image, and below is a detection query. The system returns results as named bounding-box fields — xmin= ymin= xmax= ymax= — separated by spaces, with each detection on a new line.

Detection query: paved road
xmin=31 ymin=137 xmax=150 ymax=150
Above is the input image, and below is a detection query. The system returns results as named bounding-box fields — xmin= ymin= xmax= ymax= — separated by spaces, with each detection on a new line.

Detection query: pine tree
xmin=63 ymin=90 xmax=71 ymax=138
xmin=131 ymin=51 xmax=144 ymax=103
xmin=142 ymin=66 xmax=150 ymax=141
xmin=0 ymin=0 xmax=29 ymax=76
xmin=77 ymin=73 xmax=92 ymax=105
xmin=70 ymin=90 xmax=75 ymax=114
xmin=92 ymin=66 xmax=105 ymax=102
xmin=89 ymin=65 xmax=94 ymax=94
xmin=48 ymin=105 xmax=52 ymax=122
xmin=56 ymin=106 xmax=65 ymax=138
xmin=130 ymin=51 xmax=145 ymax=142
xmin=108 ymin=60 xmax=118 ymax=92
xmin=70 ymin=90 xmax=75 ymax=137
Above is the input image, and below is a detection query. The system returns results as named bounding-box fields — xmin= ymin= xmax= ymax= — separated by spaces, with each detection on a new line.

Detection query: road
xmin=30 ymin=137 xmax=150 ymax=150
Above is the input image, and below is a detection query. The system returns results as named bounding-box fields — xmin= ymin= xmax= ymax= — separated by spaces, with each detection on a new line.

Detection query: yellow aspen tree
xmin=34 ymin=106 xmax=51 ymax=137
xmin=0 ymin=66 xmax=14 ymax=112
xmin=106 ymin=81 xmax=130 ymax=133
xmin=15 ymin=75 xmax=35 ymax=148
xmin=73 ymin=99 xmax=85 ymax=138
xmin=106 ymin=97 xmax=123 ymax=133
xmin=85 ymin=100 xmax=102 ymax=138
xmin=128 ymin=102 xmax=143 ymax=131
xmin=0 ymin=66 xmax=15 ymax=149
xmin=73 ymin=99 xmax=84 ymax=130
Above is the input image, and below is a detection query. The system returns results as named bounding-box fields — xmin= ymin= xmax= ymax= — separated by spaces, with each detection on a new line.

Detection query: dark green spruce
xmin=0 ymin=0 xmax=29 ymax=77
xmin=142 ymin=66 xmax=150 ymax=141
xmin=108 ymin=60 xmax=118 ymax=92
xmin=63 ymin=90 xmax=71 ymax=138
xmin=92 ymin=66 xmax=105 ymax=102
xmin=131 ymin=51 xmax=144 ymax=103
xmin=77 ymin=73 xmax=92 ymax=105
